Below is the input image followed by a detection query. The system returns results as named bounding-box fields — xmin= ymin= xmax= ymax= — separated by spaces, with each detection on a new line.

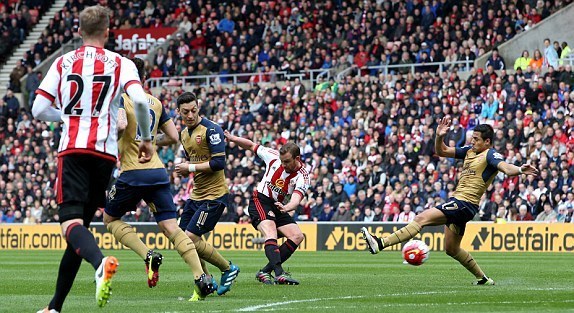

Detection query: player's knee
xmin=158 ymin=220 xmax=179 ymax=238
xmin=186 ymin=230 xmax=201 ymax=243
xmin=102 ymin=213 xmax=114 ymax=226
xmin=290 ymin=232 xmax=305 ymax=245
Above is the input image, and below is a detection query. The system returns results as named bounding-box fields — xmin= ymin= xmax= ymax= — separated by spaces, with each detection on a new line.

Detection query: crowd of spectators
xmin=0 ymin=0 xmax=51 ymax=64
xmin=1 ymin=0 xmax=574 ymax=225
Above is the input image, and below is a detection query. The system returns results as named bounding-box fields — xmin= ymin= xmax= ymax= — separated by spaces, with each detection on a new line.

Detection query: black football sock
xmin=66 ymin=222 xmax=104 ymax=270
xmin=48 ymin=245 xmax=83 ymax=311
xmin=262 ymin=239 xmax=299 ymax=273
xmin=279 ymin=239 xmax=298 ymax=263
xmin=263 ymin=239 xmax=283 ymax=276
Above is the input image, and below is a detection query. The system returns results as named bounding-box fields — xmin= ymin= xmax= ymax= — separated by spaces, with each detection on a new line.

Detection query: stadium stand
xmin=1 ymin=0 xmax=573 ymax=225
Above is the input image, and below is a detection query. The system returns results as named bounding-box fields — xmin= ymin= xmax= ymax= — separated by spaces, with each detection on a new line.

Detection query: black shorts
xmin=56 ymin=153 xmax=116 ymax=223
xmin=436 ymin=197 xmax=479 ymax=236
xmin=179 ymin=194 xmax=229 ymax=236
xmin=248 ymin=190 xmax=296 ymax=229
xmin=106 ymin=181 xmax=177 ymax=222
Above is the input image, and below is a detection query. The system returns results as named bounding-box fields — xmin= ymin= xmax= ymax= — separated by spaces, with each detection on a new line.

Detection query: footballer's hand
xmin=275 ymin=202 xmax=290 ymax=213
xmin=223 ymin=130 xmax=234 ymax=141
xmin=436 ymin=116 xmax=452 ymax=137
xmin=175 ymin=163 xmax=190 ymax=176
xmin=138 ymin=140 xmax=153 ymax=163
xmin=520 ymin=164 xmax=539 ymax=176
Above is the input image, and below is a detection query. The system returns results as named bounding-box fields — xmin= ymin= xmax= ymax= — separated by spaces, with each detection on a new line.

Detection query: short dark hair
xmin=130 ymin=57 xmax=145 ymax=82
xmin=176 ymin=92 xmax=198 ymax=109
xmin=279 ymin=142 xmax=300 ymax=158
xmin=474 ymin=124 xmax=494 ymax=144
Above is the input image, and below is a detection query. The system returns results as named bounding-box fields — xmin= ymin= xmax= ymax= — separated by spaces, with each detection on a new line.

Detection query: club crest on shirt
xmin=209 ymin=133 xmax=222 ymax=145
xmin=268 ymin=211 xmax=275 ymax=217
xmin=275 ymin=178 xmax=285 ymax=188
xmin=195 ymin=135 xmax=202 ymax=145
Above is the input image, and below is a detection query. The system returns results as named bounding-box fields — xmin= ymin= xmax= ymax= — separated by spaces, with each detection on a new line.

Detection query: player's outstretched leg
xmin=360 ymin=227 xmax=384 ymax=254
xmin=145 ymin=250 xmax=163 ymax=288
xmin=95 ymin=256 xmax=119 ymax=307
xmin=361 ymin=221 xmax=422 ymax=254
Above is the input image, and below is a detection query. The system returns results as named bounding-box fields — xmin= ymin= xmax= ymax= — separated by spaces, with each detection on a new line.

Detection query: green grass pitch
xmin=2 ymin=250 xmax=573 ymax=312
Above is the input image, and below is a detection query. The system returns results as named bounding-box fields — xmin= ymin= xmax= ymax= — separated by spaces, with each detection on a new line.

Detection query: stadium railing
xmin=145 ymin=68 xmax=331 ymax=89
xmin=336 ymin=60 xmax=476 ymax=81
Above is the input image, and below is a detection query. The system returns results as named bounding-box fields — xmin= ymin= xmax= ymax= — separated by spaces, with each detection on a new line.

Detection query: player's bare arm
xmin=175 ymin=160 xmax=217 ymax=175
xmin=434 ymin=116 xmax=456 ymax=158
xmin=155 ymin=120 xmax=178 ymax=147
xmin=125 ymin=83 xmax=153 ymax=163
xmin=117 ymin=108 xmax=127 ymax=138
xmin=275 ymin=192 xmax=304 ymax=213
xmin=497 ymin=162 xmax=539 ymax=177
xmin=224 ymin=130 xmax=257 ymax=152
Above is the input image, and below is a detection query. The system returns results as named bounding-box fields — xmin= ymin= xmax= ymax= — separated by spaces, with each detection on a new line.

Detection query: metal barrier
xmin=561 ymin=54 xmax=574 ymax=66
xmin=146 ymin=71 xmax=287 ymax=89
xmin=336 ymin=60 xmax=476 ymax=81
xmin=145 ymin=68 xmax=332 ymax=89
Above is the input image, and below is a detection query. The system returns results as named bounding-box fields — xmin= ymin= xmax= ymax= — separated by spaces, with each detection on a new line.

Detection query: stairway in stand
xmin=0 ymin=0 xmax=68 ymax=97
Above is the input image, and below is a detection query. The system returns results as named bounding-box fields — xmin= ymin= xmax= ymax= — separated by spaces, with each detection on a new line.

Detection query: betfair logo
xmin=275 ymin=179 xmax=285 ymax=188
xmin=469 ymin=226 xmax=574 ymax=252
xmin=325 ymin=227 xmax=344 ymax=250
xmin=471 ymin=227 xmax=489 ymax=250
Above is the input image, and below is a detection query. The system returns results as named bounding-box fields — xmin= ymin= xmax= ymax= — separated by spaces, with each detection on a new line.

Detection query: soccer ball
xmin=402 ymin=240 xmax=430 ymax=266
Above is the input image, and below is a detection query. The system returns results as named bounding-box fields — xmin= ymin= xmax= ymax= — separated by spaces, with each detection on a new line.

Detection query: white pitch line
xmin=236 ymin=291 xmax=455 ymax=312
xmin=235 ymin=287 xmax=574 ymax=312
xmin=239 ymin=299 xmax=574 ymax=312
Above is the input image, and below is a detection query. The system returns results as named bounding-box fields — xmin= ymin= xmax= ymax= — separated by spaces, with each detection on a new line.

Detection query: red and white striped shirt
xmin=36 ymin=45 xmax=141 ymax=160
xmin=255 ymin=145 xmax=310 ymax=202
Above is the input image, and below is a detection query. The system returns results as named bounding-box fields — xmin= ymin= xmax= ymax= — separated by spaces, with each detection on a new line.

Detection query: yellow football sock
xmin=192 ymin=238 xmax=230 ymax=272
xmin=452 ymin=249 xmax=484 ymax=279
xmin=200 ymin=259 xmax=210 ymax=276
xmin=107 ymin=220 xmax=148 ymax=259
xmin=169 ymin=229 xmax=204 ymax=279
xmin=383 ymin=221 xmax=422 ymax=247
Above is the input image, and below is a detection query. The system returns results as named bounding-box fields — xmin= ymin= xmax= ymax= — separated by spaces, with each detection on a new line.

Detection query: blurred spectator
xmin=514 ymin=50 xmax=531 ymax=70
xmin=543 ymin=38 xmax=559 ymax=69
xmin=559 ymin=42 xmax=571 ymax=65
xmin=535 ymin=201 xmax=558 ymax=222
xmin=3 ymin=90 xmax=20 ymax=121
xmin=529 ymin=49 xmax=544 ymax=71
xmin=317 ymin=203 xmax=334 ymax=221
xmin=25 ymin=67 xmax=41 ymax=108
xmin=516 ymin=204 xmax=534 ymax=221
xmin=331 ymin=202 xmax=352 ymax=221
xmin=485 ymin=48 xmax=505 ymax=71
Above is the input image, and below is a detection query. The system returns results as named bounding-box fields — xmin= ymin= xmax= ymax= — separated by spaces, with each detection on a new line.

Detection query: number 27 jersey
xmin=35 ymin=45 xmax=141 ymax=159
